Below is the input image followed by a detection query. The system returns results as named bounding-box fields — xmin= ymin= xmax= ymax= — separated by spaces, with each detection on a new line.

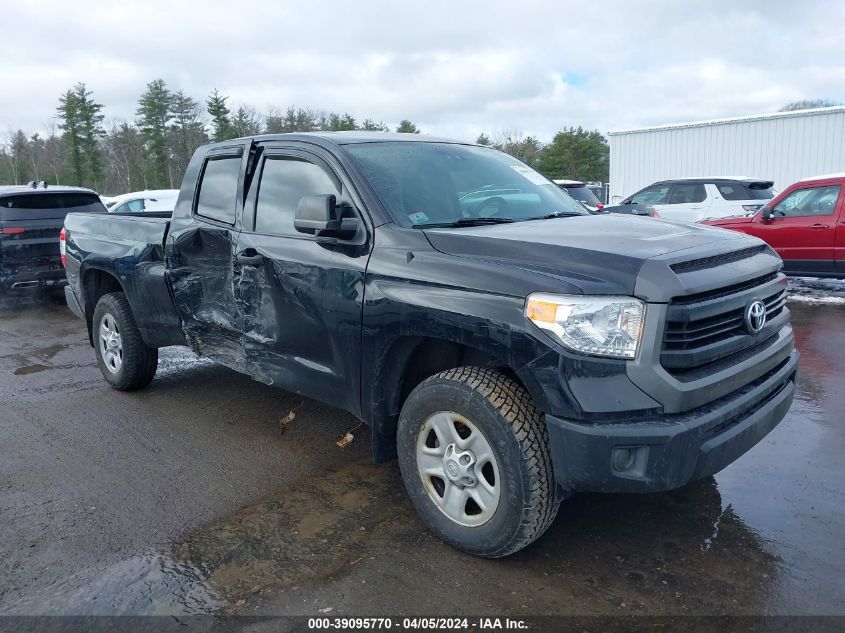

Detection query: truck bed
xmin=63 ymin=211 xmax=185 ymax=348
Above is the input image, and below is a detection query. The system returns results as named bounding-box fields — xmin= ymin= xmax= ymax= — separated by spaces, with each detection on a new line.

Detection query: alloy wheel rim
xmin=416 ymin=411 xmax=501 ymax=527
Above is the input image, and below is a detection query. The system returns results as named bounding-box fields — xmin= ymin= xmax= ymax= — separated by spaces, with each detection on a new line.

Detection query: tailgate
xmin=0 ymin=217 xmax=64 ymax=265
xmin=64 ymin=212 xmax=171 ymax=250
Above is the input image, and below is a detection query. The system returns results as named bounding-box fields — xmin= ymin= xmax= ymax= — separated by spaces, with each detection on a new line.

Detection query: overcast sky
xmin=2 ymin=0 xmax=843 ymax=142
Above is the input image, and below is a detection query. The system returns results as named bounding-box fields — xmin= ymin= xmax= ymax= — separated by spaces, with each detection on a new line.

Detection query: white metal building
xmin=607 ymin=106 xmax=845 ymax=203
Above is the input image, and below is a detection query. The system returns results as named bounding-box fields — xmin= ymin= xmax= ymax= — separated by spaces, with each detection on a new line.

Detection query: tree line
xmin=0 ymin=79 xmax=609 ymax=195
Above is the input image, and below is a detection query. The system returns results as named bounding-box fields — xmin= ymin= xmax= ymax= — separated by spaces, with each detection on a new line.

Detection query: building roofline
xmin=608 ymin=105 xmax=845 ymax=136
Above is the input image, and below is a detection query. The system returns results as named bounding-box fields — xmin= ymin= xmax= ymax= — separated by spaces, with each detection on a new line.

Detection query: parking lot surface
xmin=0 ymin=282 xmax=843 ymax=617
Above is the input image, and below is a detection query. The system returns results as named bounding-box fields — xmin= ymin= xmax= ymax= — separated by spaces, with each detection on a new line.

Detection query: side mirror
xmin=294 ymin=194 xmax=359 ymax=238
xmin=760 ymin=206 xmax=772 ymax=221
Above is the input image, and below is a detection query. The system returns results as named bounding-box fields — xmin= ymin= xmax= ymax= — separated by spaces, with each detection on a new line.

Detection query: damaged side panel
xmin=232 ymin=231 xmax=368 ymax=415
xmin=167 ymin=224 xmax=249 ymax=374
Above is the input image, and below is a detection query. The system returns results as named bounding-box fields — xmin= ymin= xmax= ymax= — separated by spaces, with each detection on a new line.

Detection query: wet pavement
xmin=0 ymin=281 xmax=843 ymax=618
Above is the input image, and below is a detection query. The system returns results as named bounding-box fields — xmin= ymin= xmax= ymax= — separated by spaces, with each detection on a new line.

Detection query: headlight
xmin=525 ymin=293 xmax=645 ymax=359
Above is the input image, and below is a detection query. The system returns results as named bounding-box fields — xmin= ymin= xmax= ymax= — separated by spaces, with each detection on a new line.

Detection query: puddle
xmin=3 ymin=459 xmax=410 ymax=616
xmin=13 ymin=363 xmax=50 ymax=375
xmin=1 ymin=553 xmax=222 ymax=615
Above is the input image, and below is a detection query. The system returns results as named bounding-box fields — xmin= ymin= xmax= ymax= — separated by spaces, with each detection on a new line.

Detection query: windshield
xmin=345 ymin=142 xmax=587 ymax=227
xmin=559 ymin=184 xmax=601 ymax=206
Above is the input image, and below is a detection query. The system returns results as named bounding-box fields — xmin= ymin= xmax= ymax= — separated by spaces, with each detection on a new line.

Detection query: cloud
xmin=1 ymin=0 xmax=842 ymax=142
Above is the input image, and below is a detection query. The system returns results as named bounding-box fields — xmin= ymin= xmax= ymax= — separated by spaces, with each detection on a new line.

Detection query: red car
xmin=703 ymin=173 xmax=845 ymax=278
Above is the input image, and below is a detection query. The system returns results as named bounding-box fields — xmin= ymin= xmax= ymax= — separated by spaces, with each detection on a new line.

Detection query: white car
xmin=619 ymin=177 xmax=774 ymax=222
xmin=106 ymin=189 xmax=179 ymax=214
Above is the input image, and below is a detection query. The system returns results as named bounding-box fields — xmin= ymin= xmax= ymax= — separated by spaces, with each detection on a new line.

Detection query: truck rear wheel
xmin=92 ymin=292 xmax=158 ymax=391
xmin=397 ymin=367 xmax=558 ymax=557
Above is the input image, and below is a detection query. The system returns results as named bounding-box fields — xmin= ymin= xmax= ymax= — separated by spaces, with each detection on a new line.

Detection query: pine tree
xmin=57 ymin=87 xmax=85 ymax=185
xmin=230 ymin=106 xmax=262 ymax=137
xmin=168 ymin=90 xmax=207 ymax=180
xmin=74 ymin=83 xmax=105 ymax=188
xmin=396 ymin=119 xmax=420 ymax=134
xmin=207 ymin=89 xmax=235 ymax=141
xmin=137 ymin=79 xmax=173 ymax=188
xmin=476 ymin=133 xmax=491 ymax=146
xmin=359 ymin=119 xmax=390 ymax=132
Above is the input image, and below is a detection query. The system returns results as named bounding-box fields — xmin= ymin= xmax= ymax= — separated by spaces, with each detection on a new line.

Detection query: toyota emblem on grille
xmin=745 ymin=300 xmax=767 ymax=334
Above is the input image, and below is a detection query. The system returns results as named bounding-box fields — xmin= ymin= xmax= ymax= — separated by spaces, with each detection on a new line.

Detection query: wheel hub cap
xmin=442 ymin=444 xmax=477 ymax=487
xmin=99 ymin=313 xmax=123 ymax=374
xmin=416 ymin=411 xmax=501 ymax=527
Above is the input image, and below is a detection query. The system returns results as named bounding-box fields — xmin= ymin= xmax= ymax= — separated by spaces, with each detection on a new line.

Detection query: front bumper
xmin=545 ymin=349 xmax=798 ymax=493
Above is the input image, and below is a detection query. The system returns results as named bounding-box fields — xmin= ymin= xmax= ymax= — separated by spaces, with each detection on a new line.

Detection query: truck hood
xmin=423 ymin=214 xmax=759 ymax=297
xmin=700 ymin=215 xmax=754 ymax=227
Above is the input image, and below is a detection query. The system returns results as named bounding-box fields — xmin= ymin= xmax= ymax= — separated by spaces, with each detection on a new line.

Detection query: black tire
xmin=92 ymin=292 xmax=158 ymax=391
xmin=397 ymin=367 xmax=558 ymax=557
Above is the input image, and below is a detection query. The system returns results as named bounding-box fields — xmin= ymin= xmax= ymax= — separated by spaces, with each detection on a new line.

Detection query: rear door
xmin=233 ymin=144 xmax=371 ymax=414
xmin=661 ymin=182 xmax=710 ymax=221
xmin=167 ymin=144 xmax=249 ymax=361
xmin=754 ymin=183 xmax=841 ymax=275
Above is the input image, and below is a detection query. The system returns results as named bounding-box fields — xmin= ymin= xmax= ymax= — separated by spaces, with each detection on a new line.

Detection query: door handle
xmin=809 ymin=224 xmax=831 ymax=229
xmin=237 ymin=249 xmax=265 ymax=266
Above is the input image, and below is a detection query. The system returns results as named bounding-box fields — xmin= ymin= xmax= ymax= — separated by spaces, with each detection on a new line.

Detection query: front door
xmin=233 ymin=146 xmax=370 ymax=415
xmin=751 ymin=184 xmax=841 ymax=275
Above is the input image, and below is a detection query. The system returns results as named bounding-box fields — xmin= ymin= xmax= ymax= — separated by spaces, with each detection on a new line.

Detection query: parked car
xmin=553 ymin=180 xmax=604 ymax=213
xmin=0 ymin=182 xmax=105 ymax=291
xmin=62 ymin=133 xmax=797 ymax=557
xmin=586 ymin=181 xmax=608 ymax=205
xmin=618 ymin=177 xmax=775 ymax=222
xmin=702 ymin=173 xmax=844 ymax=277
xmin=107 ymin=189 xmax=179 ymax=214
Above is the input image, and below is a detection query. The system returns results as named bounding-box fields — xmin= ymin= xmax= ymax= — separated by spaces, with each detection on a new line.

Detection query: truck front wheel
xmin=397 ymin=367 xmax=559 ymax=557
xmin=92 ymin=292 xmax=158 ymax=391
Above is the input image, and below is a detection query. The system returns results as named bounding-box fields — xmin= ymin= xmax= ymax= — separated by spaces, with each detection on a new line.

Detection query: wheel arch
xmin=367 ymin=333 xmax=549 ymax=463
xmin=80 ymin=266 xmax=127 ymax=346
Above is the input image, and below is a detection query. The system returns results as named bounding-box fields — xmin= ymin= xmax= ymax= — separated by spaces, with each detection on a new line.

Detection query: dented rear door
xmin=166 ymin=144 xmax=250 ymax=367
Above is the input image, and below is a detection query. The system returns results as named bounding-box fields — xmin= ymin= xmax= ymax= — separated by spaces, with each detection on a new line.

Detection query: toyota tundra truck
xmin=62 ymin=133 xmax=798 ymax=557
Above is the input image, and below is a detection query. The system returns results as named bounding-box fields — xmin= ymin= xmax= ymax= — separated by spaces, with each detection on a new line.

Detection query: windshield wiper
xmin=536 ymin=211 xmax=585 ymax=219
xmin=411 ymin=217 xmax=516 ymax=229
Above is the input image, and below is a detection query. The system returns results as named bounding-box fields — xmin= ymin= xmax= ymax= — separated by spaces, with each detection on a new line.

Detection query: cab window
xmin=254 ymin=157 xmax=340 ymax=236
xmin=771 ymin=185 xmax=841 ymax=218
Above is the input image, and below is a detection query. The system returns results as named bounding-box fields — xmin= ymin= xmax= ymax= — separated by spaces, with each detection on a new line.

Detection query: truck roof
xmin=206 ymin=131 xmax=468 ymax=150
xmin=797 ymin=172 xmax=845 ymax=182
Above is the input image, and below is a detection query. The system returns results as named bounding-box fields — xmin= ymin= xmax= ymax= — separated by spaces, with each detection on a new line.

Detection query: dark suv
xmin=0 ymin=183 xmax=105 ymax=291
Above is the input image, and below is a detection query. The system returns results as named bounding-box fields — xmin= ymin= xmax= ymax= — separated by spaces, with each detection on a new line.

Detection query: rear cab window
xmin=195 ymin=155 xmax=242 ymax=224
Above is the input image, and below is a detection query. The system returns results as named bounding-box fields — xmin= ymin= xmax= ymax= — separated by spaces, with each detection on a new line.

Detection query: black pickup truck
xmin=63 ymin=133 xmax=798 ymax=557
xmin=1 ymin=183 xmax=105 ymax=291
